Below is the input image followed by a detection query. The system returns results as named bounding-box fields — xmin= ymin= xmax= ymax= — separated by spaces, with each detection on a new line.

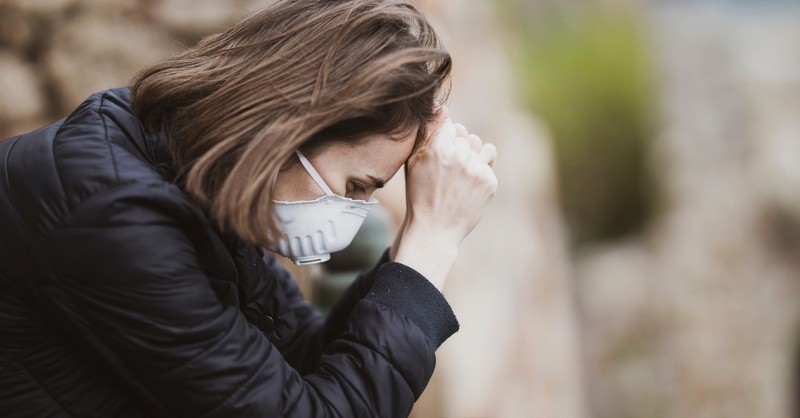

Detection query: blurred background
xmin=2 ymin=0 xmax=800 ymax=416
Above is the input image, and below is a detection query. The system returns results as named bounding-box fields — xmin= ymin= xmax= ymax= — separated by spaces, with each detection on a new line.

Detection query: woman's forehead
xmin=334 ymin=134 xmax=415 ymax=178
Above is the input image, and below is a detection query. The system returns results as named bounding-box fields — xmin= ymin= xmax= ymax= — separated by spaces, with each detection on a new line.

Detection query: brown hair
xmin=130 ymin=0 xmax=451 ymax=246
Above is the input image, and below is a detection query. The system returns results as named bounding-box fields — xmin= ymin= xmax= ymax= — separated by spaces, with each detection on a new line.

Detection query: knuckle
xmin=466 ymin=160 xmax=481 ymax=175
xmin=488 ymin=175 xmax=498 ymax=192
xmin=481 ymin=168 xmax=498 ymax=187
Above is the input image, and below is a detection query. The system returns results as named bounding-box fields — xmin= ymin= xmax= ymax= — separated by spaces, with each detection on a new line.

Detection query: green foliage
xmin=500 ymin=4 xmax=657 ymax=246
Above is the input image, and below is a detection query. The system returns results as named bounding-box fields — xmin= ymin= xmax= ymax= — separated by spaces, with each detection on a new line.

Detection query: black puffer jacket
xmin=0 ymin=87 xmax=459 ymax=417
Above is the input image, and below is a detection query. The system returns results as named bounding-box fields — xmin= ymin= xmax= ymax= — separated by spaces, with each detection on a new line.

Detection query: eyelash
xmin=352 ymin=183 xmax=366 ymax=194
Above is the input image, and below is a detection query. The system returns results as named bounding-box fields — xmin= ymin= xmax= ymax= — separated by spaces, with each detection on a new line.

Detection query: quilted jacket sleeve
xmin=38 ymin=183 xmax=459 ymax=418
xmin=264 ymin=248 xmax=393 ymax=374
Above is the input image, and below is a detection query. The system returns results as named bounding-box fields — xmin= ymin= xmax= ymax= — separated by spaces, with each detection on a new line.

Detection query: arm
xmin=38 ymin=183 xmax=458 ymax=417
xmin=260 ymin=247 xmax=393 ymax=374
xmin=393 ymin=107 xmax=498 ymax=292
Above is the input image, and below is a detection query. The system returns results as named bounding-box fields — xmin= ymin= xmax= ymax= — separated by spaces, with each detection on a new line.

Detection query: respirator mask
xmin=267 ymin=150 xmax=379 ymax=265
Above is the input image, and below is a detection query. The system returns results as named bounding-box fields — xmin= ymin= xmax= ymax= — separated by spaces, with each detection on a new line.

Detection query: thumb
xmin=432 ymin=117 xmax=455 ymax=147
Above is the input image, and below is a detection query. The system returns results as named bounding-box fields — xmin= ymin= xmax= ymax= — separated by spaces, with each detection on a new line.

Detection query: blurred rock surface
xmin=45 ymin=13 xmax=177 ymax=112
xmin=0 ymin=52 xmax=45 ymax=124
xmin=577 ymin=3 xmax=800 ymax=417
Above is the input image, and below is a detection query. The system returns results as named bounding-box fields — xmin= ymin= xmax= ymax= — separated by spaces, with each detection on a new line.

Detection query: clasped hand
xmin=392 ymin=105 xmax=498 ymax=291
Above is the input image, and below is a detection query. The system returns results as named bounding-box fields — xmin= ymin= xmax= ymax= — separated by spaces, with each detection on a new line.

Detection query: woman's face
xmin=273 ymin=134 xmax=416 ymax=202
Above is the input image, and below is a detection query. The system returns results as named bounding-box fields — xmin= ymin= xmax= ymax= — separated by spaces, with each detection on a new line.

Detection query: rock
xmin=0 ymin=6 xmax=36 ymax=52
xmin=0 ymin=53 xmax=45 ymax=123
xmin=79 ymin=0 xmax=141 ymax=13
xmin=575 ymin=3 xmax=800 ymax=417
xmin=736 ymin=15 xmax=800 ymax=224
xmin=151 ymin=0 xmax=243 ymax=40
xmin=576 ymin=241 xmax=661 ymax=417
xmin=44 ymin=12 xmax=178 ymax=113
xmin=5 ymin=0 xmax=78 ymax=15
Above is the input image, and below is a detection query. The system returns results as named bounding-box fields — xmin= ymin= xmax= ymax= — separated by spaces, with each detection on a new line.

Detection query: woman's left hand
xmin=389 ymin=108 xmax=493 ymax=262
xmin=392 ymin=105 xmax=497 ymax=290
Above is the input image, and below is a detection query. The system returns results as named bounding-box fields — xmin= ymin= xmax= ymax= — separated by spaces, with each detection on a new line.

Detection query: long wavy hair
xmin=130 ymin=0 xmax=451 ymax=246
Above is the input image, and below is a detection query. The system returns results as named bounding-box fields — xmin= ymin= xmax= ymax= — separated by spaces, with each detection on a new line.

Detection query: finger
xmin=453 ymin=123 xmax=468 ymax=138
xmin=453 ymin=136 xmax=472 ymax=154
xmin=478 ymin=143 xmax=497 ymax=168
xmin=432 ymin=120 xmax=456 ymax=148
xmin=445 ymin=137 xmax=470 ymax=164
xmin=465 ymin=133 xmax=482 ymax=153
xmin=486 ymin=168 xmax=498 ymax=196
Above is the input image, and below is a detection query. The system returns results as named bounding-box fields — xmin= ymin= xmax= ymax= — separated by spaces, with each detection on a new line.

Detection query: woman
xmin=0 ymin=0 xmax=497 ymax=416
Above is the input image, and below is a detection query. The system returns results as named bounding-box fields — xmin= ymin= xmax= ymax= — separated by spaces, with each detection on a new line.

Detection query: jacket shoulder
xmin=53 ymin=87 xmax=165 ymax=204
xmin=2 ymin=87 xmax=171 ymax=244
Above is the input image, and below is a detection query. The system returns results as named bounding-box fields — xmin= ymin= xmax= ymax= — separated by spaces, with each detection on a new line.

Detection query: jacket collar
xmin=144 ymin=129 xmax=179 ymax=183
xmin=105 ymin=86 xmax=179 ymax=183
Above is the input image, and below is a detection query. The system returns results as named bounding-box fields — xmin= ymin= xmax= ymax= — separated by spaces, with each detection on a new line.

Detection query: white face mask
xmin=268 ymin=150 xmax=379 ymax=265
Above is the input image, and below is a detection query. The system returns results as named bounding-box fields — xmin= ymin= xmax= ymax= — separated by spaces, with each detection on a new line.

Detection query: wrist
xmin=389 ymin=217 xmax=407 ymax=262
xmin=394 ymin=224 xmax=459 ymax=291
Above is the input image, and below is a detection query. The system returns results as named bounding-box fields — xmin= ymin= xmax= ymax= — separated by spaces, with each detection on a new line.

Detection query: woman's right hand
xmin=393 ymin=106 xmax=498 ymax=291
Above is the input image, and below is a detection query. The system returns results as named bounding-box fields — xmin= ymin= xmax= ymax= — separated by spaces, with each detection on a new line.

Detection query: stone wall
xmin=0 ymin=0 xmax=266 ymax=139
xmin=577 ymin=2 xmax=800 ymax=417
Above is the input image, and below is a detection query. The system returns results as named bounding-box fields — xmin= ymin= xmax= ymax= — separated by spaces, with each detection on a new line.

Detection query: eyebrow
xmin=366 ymin=175 xmax=385 ymax=189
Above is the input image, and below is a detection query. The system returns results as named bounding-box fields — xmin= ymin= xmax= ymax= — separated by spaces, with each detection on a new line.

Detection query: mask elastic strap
xmin=295 ymin=150 xmax=335 ymax=196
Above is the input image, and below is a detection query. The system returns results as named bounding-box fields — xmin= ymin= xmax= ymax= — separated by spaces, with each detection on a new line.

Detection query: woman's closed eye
xmin=347 ymin=182 xmax=369 ymax=199
xmin=346 ymin=174 xmax=384 ymax=199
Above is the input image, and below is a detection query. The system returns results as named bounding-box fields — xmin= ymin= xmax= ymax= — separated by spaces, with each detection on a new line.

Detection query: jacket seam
xmin=39 ymin=181 xmax=169 ymax=248
xmin=2 ymin=136 xmax=20 ymax=200
xmin=135 ymin=306 xmax=246 ymax=380
xmin=0 ymin=316 xmax=42 ymax=377
xmin=196 ymin=347 xmax=273 ymax=418
xmin=344 ymin=299 xmax=420 ymax=396
xmin=16 ymin=360 xmax=71 ymax=415
xmin=98 ymin=91 xmax=120 ymax=183
xmin=284 ymin=380 xmax=341 ymax=418
xmin=50 ymin=90 xmax=115 ymax=219
xmin=51 ymin=99 xmax=77 ymax=206
xmin=2 ymin=136 xmax=35 ymax=240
